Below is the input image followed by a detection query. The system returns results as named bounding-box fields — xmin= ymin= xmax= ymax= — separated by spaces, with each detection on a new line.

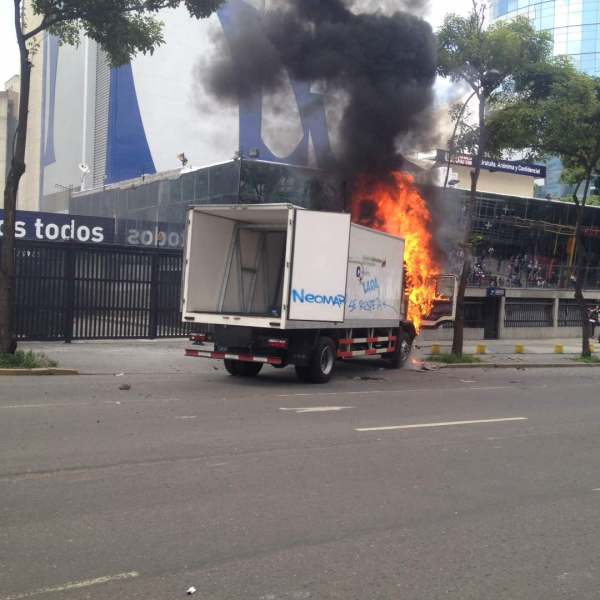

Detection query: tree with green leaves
xmin=489 ymin=60 xmax=600 ymax=357
xmin=0 ymin=0 xmax=224 ymax=355
xmin=437 ymin=1 xmax=553 ymax=357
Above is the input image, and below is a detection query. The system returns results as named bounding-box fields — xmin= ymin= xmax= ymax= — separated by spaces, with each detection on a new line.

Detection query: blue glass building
xmin=491 ymin=0 xmax=600 ymax=197
xmin=491 ymin=0 xmax=600 ymax=76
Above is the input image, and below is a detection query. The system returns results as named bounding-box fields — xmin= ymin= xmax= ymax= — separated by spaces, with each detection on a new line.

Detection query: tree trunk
xmin=574 ymin=175 xmax=591 ymax=358
xmin=452 ymin=96 xmax=484 ymax=357
xmin=0 ymin=29 xmax=31 ymax=354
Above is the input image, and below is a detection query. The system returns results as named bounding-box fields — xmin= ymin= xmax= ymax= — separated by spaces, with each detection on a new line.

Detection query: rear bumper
xmin=185 ymin=349 xmax=283 ymax=366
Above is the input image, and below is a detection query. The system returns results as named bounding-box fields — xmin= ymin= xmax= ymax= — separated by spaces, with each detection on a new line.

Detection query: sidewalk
xmin=414 ymin=337 xmax=599 ymax=367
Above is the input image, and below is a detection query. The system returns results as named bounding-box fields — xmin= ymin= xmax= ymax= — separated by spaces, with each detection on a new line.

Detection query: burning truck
xmin=182 ymin=0 xmax=453 ymax=381
xmin=182 ymin=183 xmax=456 ymax=383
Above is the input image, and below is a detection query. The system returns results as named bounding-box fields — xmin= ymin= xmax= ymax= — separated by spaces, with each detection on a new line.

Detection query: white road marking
xmin=175 ymin=416 xmax=197 ymax=420
xmin=0 ymin=402 xmax=87 ymax=409
xmin=280 ymin=406 xmax=353 ymax=414
xmin=593 ymin=488 xmax=600 ymax=492
xmin=277 ymin=386 xmax=510 ymax=398
xmin=0 ymin=398 xmax=184 ymax=410
xmin=355 ymin=417 xmax=528 ymax=432
xmin=1 ymin=571 xmax=140 ymax=600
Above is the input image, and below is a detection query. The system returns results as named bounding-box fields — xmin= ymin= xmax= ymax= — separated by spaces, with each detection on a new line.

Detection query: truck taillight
xmin=190 ymin=334 xmax=207 ymax=343
xmin=268 ymin=338 xmax=288 ymax=349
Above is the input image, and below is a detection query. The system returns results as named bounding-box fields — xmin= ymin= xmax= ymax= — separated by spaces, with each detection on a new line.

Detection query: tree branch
xmin=23 ymin=12 xmax=65 ymax=40
xmin=13 ymin=0 xmax=25 ymax=49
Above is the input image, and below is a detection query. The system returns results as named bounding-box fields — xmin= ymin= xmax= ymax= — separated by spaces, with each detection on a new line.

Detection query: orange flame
xmin=351 ymin=172 xmax=440 ymax=332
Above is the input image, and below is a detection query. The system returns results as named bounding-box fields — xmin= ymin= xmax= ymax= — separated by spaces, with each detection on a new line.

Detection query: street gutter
xmin=434 ymin=362 xmax=600 ymax=369
xmin=0 ymin=368 xmax=79 ymax=376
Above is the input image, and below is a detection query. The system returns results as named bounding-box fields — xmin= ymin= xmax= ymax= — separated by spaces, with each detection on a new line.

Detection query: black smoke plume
xmin=206 ymin=0 xmax=437 ymax=176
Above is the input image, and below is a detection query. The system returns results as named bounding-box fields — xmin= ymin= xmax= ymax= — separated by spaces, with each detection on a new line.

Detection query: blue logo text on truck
xmin=292 ymin=289 xmax=346 ymax=307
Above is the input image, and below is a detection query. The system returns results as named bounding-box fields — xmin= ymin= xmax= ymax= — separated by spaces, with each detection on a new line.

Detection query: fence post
xmin=63 ymin=245 xmax=76 ymax=344
xmin=148 ymin=253 xmax=159 ymax=339
xmin=498 ymin=296 xmax=506 ymax=340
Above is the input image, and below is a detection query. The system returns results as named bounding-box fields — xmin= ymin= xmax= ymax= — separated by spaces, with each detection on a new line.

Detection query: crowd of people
xmin=504 ymin=254 xmax=549 ymax=288
xmin=443 ymin=244 xmax=600 ymax=290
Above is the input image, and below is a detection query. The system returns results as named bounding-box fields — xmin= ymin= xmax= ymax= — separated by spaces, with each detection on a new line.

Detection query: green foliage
xmin=489 ymin=60 xmax=600 ymax=189
xmin=0 ymin=351 xmax=58 ymax=369
xmin=437 ymin=7 xmax=552 ymax=158
xmin=437 ymin=11 xmax=552 ymax=96
xmin=587 ymin=196 xmax=600 ymax=206
xmin=426 ymin=353 xmax=482 ymax=364
xmin=573 ymin=355 xmax=600 ymax=364
xmin=27 ymin=0 xmax=224 ymax=66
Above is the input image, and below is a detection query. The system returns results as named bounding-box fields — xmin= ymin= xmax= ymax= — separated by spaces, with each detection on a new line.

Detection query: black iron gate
xmin=10 ymin=241 xmax=190 ymax=341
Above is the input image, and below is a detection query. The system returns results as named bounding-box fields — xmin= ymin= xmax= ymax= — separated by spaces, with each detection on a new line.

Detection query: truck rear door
xmin=288 ymin=210 xmax=351 ymax=323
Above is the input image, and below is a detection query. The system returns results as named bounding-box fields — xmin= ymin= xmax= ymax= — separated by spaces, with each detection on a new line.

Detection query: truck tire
xmin=224 ymin=360 xmax=263 ymax=377
xmin=297 ymin=336 xmax=336 ymax=384
xmin=385 ymin=330 xmax=412 ymax=369
xmin=224 ymin=359 xmax=240 ymax=376
xmin=237 ymin=362 xmax=263 ymax=377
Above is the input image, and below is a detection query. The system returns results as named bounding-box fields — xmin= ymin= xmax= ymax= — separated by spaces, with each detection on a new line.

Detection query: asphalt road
xmin=2 ymin=345 xmax=600 ymax=599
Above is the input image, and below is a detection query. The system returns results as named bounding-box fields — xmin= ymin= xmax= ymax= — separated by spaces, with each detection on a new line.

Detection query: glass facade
xmin=491 ymin=1 xmax=600 ymax=197
xmin=69 ymin=160 xmax=344 ymax=248
xmin=490 ymin=0 xmax=600 ymax=76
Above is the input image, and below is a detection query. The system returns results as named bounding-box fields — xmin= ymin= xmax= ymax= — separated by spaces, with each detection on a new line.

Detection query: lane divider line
xmin=355 ymin=417 xmax=528 ymax=433
xmin=280 ymin=406 xmax=353 ymax=414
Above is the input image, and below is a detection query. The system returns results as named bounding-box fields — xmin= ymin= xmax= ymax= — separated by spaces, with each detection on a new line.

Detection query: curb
xmin=432 ymin=362 xmax=600 ymax=369
xmin=0 ymin=368 xmax=79 ymax=376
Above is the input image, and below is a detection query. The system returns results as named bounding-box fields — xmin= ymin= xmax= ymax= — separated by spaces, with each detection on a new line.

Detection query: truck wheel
xmin=295 ymin=366 xmax=311 ymax=382
xmin=237 ymin=362 xmax=263 ymax=377
xmin=386 ymin=331 xmax=412 ymax=369
xmin=224 ymin=359 xmax=240 ymax=376
xmin=301 ymin=337 xmax=337 ymax=384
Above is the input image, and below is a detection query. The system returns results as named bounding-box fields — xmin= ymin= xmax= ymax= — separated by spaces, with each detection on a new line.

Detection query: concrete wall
xmin=0 ymin=90 xmax=9 ymax=190
xmin=18 ymin=2 xmax=44 ymax=211
xmin=502 ymin=327 xmax=582 ymax=340
xmin=422 ymin=326 xmax=584 ymax=342
xmin=1 ymin=77 xmax=19 ymax=195
xmin=420 ymin=328 xmax=484 ymax=342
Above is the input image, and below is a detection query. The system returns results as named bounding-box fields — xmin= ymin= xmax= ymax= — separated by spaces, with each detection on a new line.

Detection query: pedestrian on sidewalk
xmin=589 ymin=305 xmax=600 ymax=340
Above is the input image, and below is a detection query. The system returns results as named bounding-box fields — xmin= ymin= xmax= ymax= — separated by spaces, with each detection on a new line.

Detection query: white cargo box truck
xmin=182 ymin=204 xmax=455 ymax=383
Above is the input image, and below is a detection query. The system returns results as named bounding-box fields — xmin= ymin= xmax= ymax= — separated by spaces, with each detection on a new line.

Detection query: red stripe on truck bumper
xmin=339 ymin=336 xmax=397 ymax=345
xmin=338 ymin=347 xmax=392 ymax=359
xmin=185 ymin=349 xmax=282 ymax=366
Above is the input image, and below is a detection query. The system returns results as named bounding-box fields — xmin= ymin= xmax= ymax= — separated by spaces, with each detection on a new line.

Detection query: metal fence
xmin=440 ymin=299 xmax=486 ymax=330
xmin=504 ymin=299 xmax=554 ymax=328
xmin=10 ymin=241 xmax=190 ymax=341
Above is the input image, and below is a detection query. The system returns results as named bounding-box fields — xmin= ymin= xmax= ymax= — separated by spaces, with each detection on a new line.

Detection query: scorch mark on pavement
xmin=0 ymin=571 xmax=140 ymax=600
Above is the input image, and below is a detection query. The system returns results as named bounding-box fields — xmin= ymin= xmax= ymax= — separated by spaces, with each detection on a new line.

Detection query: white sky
xmin=0 ymin=1 xmax=473 ymax=88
